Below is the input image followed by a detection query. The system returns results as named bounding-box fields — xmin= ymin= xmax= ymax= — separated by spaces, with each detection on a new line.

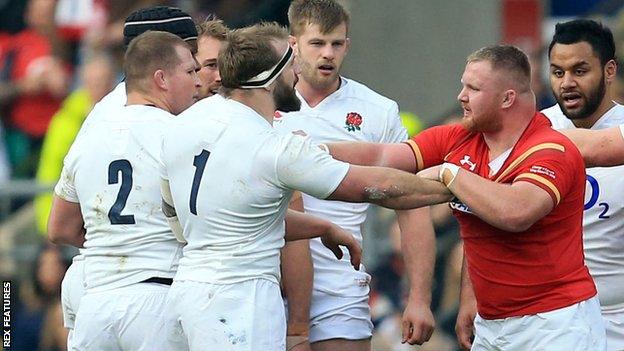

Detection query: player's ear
xmin=501 ymin=90 xmax=516 ymax=109
xmin=288 ymin=35 xmax=297 ymax=50
xmin=154 ymin=70 xmax=167 ymax=90
xmin=345 ymin=37 xmax=351 ymax=53
xmin=605 ymin=59 xmax=617 ymax=84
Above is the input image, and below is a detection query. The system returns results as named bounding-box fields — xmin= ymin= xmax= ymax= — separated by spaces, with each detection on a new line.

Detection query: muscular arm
xmin=327 ymin=142 xmax=416 ymax=171
xmin=560 ymin=126 xmax=624 ymax=167
xmin=399 ymin=207 xmax=436 ymax=345
xmin=327 ymin=165 xmax=452 ymax=209
xmin=446 ymin=168 xmax=553 ymax=232
xmin=47 ymin=195 xmax=85 ymax=247
xmin=456 ymin=255 xmax=477 ymax=350
xmin=280 ymin=192 xmax=313 ymax=350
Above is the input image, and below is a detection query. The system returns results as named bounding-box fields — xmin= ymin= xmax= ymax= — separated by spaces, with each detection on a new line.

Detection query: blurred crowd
xmin=3 ymin=1 xmax=624 ymax=351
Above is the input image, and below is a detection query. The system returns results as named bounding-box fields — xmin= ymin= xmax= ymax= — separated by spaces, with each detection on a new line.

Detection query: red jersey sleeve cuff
xmin=404 ymin=139 xmax=424 ymax=172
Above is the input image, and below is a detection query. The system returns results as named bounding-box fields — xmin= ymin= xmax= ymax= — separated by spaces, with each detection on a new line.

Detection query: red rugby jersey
xmin=407 ymin=113 xmax=596 ymax=319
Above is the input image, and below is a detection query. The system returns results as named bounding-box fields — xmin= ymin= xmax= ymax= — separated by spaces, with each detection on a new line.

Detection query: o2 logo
xmin=585 ymin=175 xmax=610 ymax=219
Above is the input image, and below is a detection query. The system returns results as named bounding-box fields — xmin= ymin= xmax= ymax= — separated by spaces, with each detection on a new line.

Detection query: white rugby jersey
xmin=160 ymin=96 xmax=350 ymax=285
xmin=273 ymin=77 xmax=408 ymax=297
xmin=543 ymin=103 xmax=624 ymax=308
xmin=55 ymin=104 xmax=182 ymax=292
xmin=78 ymin=82 xmax=127 ymax=136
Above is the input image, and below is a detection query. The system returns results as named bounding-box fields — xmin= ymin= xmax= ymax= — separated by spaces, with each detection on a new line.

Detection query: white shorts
xmin=61 ymin=257 xmax=85 ymax=350
xmin=602 ymin=305 xmax=624 ymax=351
xmin=61 ymin=258 xmax=85 ymax=329
xmin=71 ymin=282 xmax=169 ymax=351
xmin=308 ymin=290 xmax=373 ymax=343
xmin=472 ymin=297 xmax=606 ymax=351
xmin=152 ymin=279 xmax=286 ymax=351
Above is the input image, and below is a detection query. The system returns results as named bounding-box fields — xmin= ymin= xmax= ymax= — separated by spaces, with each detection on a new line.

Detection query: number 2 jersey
xmin=159 ymin=96 xmax=350 ymax=285
xmin=55 ymin=104 xmax=182 ymax=293
xmin=407 ymin=113 xmax=596 ymax=319
xmin=543 ymin=103 xmax=624 ymax=310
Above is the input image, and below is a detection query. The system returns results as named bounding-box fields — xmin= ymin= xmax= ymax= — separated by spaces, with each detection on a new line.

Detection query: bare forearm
xmin=562 ymin=127 xmax=624 ymax=167
xmin=369 ymin=173 xmax=452 ymax=209
xmin=328 ymin=142 xmax=416 ymax=171
xmin=459 ymin=256 xmax=476 ymax=305
xmin=398 ymin=208 xmax=435 ymax=304
xmin=447 ymin=170 xmax=551 ymax=232
xmin=328 ymin=142 xmax=386 ymax=166
xmin=281 ymin=240 xmax=313 ymax=328
xmin=285 ymin=210 xmax=335 ymax=241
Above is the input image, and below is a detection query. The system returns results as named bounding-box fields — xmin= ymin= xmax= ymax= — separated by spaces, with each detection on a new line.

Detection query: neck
xmin=229 ymin=89 xmax=275 ymax=125
xmin=296 ymin=76 xmax=341 ymax=108
xmin=571 ymin=94 xmax=615 ymax=129
xmin=483 ymin=103 xmax=535 ymax=161
xmin=126 ymin=91 xmax=170 ymax=113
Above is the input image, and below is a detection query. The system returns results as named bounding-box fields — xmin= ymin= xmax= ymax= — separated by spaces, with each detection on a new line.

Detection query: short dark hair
xmin=219 ymin=22 xmax=288 ymax=95
xmin=124 ymin=31 xmax=188 ymax=93
xmin=548 ymin=19 xmax=615 ymax=65
xmin=467 ymin=45 xmax=531 ymax=91
xmin=288 ymin=0 xmax=350 ymax=36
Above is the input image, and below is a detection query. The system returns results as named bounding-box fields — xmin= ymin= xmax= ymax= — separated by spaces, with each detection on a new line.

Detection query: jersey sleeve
xmin=379 ymin=102 xmax=409 ymax=143
xmin=512 ymin=145 xmax=578 ymax=206
xmin=405 ymin=124 xmax=465 ymax=171
xmin=54 ymin=158 xmax=79 ymax=203
xmin=275 ymin=133 xmax=350 ymax=199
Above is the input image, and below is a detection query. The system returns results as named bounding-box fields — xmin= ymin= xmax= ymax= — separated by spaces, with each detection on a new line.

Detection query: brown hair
xmin=219 ymin=22 xmax=288 ymax=96
xmin=288 ymin=0 xmax=350 ymax=36
xmin=196 ymin=15 xmax=228 ymax=41
xmin=467 ymin=45 xmax=531 ymax=92
xmin=124 ymin=31 xmax=188 ymax=93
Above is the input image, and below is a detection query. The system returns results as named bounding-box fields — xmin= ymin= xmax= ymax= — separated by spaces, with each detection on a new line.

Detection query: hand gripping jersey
xmin=543 ymin=103 xmax=624 ymax=310
xmin=55 ymin=104 xmax=182 ymax=292
xmin=273 ymin=77 xmax=407 ymax=297
xmin=160 ymin=96 xmax=350 ymax=285
xmin=406 ymin=113 xmax=596 ymax=319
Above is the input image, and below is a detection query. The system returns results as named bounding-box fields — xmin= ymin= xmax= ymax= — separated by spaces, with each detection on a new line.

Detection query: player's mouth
xmin=462 ymin=105 xmax=471 ymax=116
xmin=318 ymin=64 xmax=335 ymax=76
xmin=561 ymin=92 xmax=583 ymax=109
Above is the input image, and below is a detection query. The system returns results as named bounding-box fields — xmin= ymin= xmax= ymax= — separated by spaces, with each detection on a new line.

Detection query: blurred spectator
xmin=194 ymin=0 xmax=290 ymax=28
xmin=0 ymin=0 xmax=27 ymax=34
xmin=1 ymin=0 xmax=71 ymax=179
xmin=12 ymin=245 xmax=70 ymax=351
xmin=34 ymin=52 xmax=116 ymax=234
xmin=399 ymin=111 xmax=424 ymax=138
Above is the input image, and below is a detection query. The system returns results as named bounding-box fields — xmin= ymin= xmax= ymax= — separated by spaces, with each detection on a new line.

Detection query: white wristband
xmin=439 ymin=162 xmax=460 ymax=187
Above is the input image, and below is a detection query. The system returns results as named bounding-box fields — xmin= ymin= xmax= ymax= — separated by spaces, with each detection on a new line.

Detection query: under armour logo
xmin=459 ymin=155 xmax=477 ymax=171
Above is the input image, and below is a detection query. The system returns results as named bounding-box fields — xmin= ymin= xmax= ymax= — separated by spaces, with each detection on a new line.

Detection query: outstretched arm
xmin=561 ymin=126 xmax=624 ymax=167
xmin=327 ymin=165 xmax=452 ymax=209
xmin=327 ymin=142 xmax=417 ymax=171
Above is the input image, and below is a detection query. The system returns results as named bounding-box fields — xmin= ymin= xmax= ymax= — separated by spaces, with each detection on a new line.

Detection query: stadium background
xmin=0 ymin=0 xmax=621 ymax=350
